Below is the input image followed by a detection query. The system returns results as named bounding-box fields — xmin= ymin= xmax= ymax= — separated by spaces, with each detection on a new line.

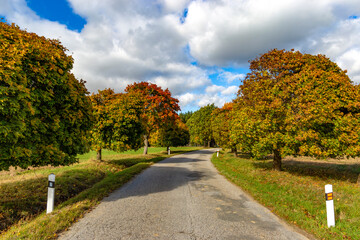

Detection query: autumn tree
xmin=211 ymin=102 xmax=237 ymax=156
xmin=89 ymin=89 xmax=143 ymax=160
xmin=179 ymin=111 xmax=193 ymax=124
xmin=0 ymin=22 xmax=93 ymax=170
xmin=125 ymin=82 xmax=180 ymax=155
xmin=229 ymin=98 xmax=257 ymax=157
xmin=150 ymin=118 xmax=190 ymax=148
xmin=232 ymin=49 xmax=360 ymax=171
xmin=187 ymin=104 xmax=217 ymax=147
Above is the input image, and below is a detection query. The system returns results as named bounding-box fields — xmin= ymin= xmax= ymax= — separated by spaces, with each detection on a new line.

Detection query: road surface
xmin=59 ymin=149 xmax=309 ymax=240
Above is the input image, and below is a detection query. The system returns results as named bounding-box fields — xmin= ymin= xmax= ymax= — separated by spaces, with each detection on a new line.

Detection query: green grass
xmin=0 ymin=146 xmax=202 ymax=239
xmin=211 ymin=151 xmax=360 ymax=240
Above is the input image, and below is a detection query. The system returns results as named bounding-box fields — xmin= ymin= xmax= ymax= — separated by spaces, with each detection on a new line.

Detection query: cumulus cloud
xmin=2 ymin=0 xmax=360 ymax=111
xmin=217 ymin=71 xmax=246 ymax=84
xmin=205 ymin=85 xmax=225 ymax=94
xmin=183 ymin=0 xmax=335 ymax=66
xmin=179 ymin=85 xmax=238 ymax=110
xmin=198 ymin=94 xmax=228 ymax=108
xmin=158 ymin=0 xmax=192 ymax=13
xmin=178 ymin=93 xmax=196 ymax=107
xmin=305 ymin=17 xmax=360 ymax=82
xmin=337 ymin=49 xmax=360 ymax=83
xmin=221 ymin=86 xmax=238 ymax=96
xmin=180 ymin=0 xmax=360 ymax=82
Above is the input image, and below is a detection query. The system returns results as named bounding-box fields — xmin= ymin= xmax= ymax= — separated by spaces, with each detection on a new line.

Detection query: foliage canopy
xmin=211 ymin=102 xmax=237 ymax=154
xmin=125 ymin=82 xmax=180 ymax=154
xmin=150 ymin=118 xmax=189 ymax=148
xmin=187 ymin=104 xmax=217 ymax=147
xmin=0 ymin=22 xmax=93 ymax=170
xmin=231 ymin=49 xmax=360 ymax=170
xmin=89 ymin=88 xmax=143 ymax=160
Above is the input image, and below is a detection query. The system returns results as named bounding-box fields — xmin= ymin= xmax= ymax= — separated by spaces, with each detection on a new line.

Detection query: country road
xmin=59 ymin=149 xmax=309 ymax=240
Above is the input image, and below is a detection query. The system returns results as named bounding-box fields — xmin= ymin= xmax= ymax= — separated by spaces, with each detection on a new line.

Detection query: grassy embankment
xmin=212 ymin=150 xmax=360 ymax=240
xmin=0 ymin=146 xmax=202 ymax=240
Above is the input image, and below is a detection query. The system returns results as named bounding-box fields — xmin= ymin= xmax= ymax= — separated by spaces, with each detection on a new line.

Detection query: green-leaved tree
xmin=187 ymin=104 xmax=217 ymax=147
xmin=0 ymin=22 xmax=93 ymax=170
xmin=89 ymin=89 xmax=143 ymax=160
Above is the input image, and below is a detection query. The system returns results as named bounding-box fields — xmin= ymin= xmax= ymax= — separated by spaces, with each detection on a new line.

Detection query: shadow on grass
xmin=235 ymin=153 xmax=253 ymax=159
xmin=252 ymin=159 xmax=360 ymax=183
xmin=0 ymin=168 xmax=104 ymax=232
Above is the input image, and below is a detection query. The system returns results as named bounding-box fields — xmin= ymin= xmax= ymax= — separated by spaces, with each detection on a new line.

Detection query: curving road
xmin=59 ymin=149 xmax=309 ymax=240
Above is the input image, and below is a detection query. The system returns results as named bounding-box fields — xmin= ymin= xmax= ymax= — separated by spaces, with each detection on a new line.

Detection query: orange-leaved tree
xmin=125 ymin=82 xmax=180 ymax=155
xmin=89 ymin=89 xmax=143 ymax=160
xmin=211 ymin=102 xmax=237 ymax=156
xmin=232 ymin=49 xmax=360 ymax=171
xmin=0 ymin=22 xmax=93 ymax=170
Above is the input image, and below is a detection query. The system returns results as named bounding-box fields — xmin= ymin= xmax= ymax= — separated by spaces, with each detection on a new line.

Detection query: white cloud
xmin=305 ymin=17 xmax=360 ymax=82
xmin=182 ymin=0 xmax=336 ymax=66
xmin=221 ymin=86 xmax=238 ymax=95
xmin=180 ymin=85 xmax=238 ymax=111
xmin=2 ymin=0 xmax=360 ymax=110
xmin=205 ymin=85 xmax=225 ymax=94
xmin=178 ymin=93 xmax=196 ymax=106
xmin=198 ymin=94 xmax=227 ymax=108
xmin=337 ymin=49 xmax=360 ymax=83
xmin=217 ymin=71 xmax=246 ymax=83
xmin=158 ymin=0 xmax=191 ymax=13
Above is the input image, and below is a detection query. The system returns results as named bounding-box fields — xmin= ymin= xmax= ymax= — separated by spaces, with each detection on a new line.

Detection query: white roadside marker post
xmin=217 ymin=150 xmax=219 ymax=157
xmin=168 ymin=147 xmax=171 ymax=155
xmin=325 ymin=184 xmax=335 ymax=227
xmin=47 ymin=173 xmax=56 ymax=214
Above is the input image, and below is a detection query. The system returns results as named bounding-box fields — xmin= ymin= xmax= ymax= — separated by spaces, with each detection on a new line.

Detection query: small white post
xmin=217 ymin=150 xmax=219 ymax=157
xmin=325 ymin=184 xmax=335 ymax=227
xmin=168 ymin=147 xmax=170 ymax=155
xmin=47 ymin=173 xmax=56 ymax=214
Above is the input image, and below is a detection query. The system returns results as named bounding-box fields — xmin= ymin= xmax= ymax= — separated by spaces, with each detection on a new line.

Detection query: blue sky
xmin=26 ymin=0 xmax=86 ymax=31
xmin=1 ymin=0 xmax=360 ymax=112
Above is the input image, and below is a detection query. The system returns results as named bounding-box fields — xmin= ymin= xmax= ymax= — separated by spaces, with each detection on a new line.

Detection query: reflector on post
xmin=325 ymin=184 xmax=335 ymax=228
xmin=47 ymin=173 xmax=55 ymax=214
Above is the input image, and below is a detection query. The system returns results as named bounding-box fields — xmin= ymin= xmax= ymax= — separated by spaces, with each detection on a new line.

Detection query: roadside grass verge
xmin=211 ymin=151 xmax=360 ymax=240
xmin=0 ymin=146 xmax=202 ymax=239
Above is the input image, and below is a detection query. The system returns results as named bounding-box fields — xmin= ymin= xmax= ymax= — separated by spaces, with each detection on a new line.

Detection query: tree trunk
xmin=208 ymin=140 xmax=210 ymax=148
xmin=143 ymin=135 xmax=149 ymax=155
xmin=273 ymin=149 xmax=282 ymax=171
xmin=96 ymin=148 xmax=102 ymax=161
xmin=232 ymin=147 xmax=238 ymax=157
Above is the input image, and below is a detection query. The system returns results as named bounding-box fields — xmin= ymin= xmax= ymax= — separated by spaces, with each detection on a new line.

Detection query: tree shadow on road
xmin=103 ymin=156 xmax=215 ymax=202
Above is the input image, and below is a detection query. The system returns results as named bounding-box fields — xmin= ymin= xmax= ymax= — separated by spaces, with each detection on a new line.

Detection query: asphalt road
xmin=59 ymin=149 xmax=309 ymax=240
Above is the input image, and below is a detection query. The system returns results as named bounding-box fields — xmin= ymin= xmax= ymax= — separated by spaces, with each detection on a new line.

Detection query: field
xmin=212 ymin=151 xmax=360 ymax=240
xmin=0 ymin=147 xmax=202 ymax=240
